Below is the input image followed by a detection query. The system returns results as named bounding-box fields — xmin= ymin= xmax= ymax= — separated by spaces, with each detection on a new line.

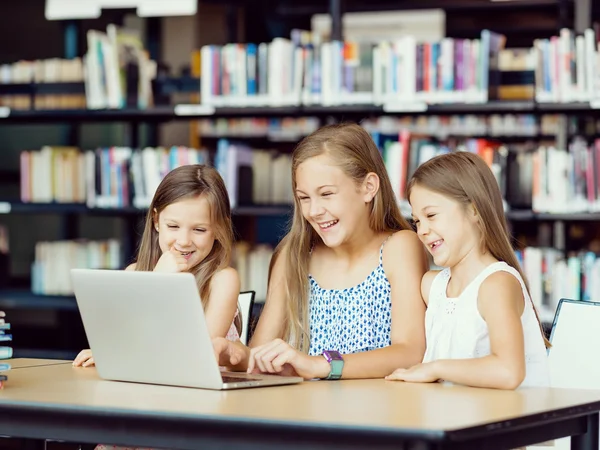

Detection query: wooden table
xmin=0 ymin=363 xmax=599 ymax=449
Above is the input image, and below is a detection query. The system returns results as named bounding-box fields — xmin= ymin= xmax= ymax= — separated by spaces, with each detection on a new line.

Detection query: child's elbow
xmin=499 ymin=366 xmax=525 ymax=390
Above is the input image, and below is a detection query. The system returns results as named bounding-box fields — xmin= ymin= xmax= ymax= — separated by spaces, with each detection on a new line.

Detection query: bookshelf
xmin=0 ymin=0 xmax=598 ymax=358
xmin=0 ymin=290 xmax=78 ymax=311
xmin=2 ymin=100 xmax=600 ymax=123
xmin=0 ymin=201 xmax=292 ymax=217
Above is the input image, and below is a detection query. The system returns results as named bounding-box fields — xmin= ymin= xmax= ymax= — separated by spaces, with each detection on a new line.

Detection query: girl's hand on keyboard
xmin=247 ymin=339 xmax=329 ymax=380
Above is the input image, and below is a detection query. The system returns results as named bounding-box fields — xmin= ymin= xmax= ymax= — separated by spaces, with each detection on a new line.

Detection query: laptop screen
xmin=548 ymin=298 xmax=600 ymax=389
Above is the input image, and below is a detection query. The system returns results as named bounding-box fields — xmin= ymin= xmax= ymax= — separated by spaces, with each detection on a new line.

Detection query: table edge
xmin=0 ymin=399 xmax=445 ymax=442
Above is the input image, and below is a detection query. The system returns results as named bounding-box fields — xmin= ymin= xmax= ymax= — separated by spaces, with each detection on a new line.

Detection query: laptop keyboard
xmin=221 ymin=374 xmax=261 ymax=383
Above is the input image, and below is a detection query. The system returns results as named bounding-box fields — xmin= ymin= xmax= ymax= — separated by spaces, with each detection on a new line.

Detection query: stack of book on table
xmin=0 ymin=311 xmax=11 ymax=388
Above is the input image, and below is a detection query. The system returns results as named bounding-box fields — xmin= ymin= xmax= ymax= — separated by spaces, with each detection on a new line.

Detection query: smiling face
xmin=409 ymin=183 xmax=481 ymax=268
xmin=295 ymin=153 xmax=375 ymax=248
xmin=154 ymin=195 xmax=216 ymax=270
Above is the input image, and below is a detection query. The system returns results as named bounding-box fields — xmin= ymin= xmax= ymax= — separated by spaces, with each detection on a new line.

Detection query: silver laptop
xmin=70 ymin=268 xmax=304 ymax=390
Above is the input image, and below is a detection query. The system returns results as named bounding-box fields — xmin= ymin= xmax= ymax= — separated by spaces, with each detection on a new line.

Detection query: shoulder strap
xmin=379 ymin=235 xmax=393 ymax=265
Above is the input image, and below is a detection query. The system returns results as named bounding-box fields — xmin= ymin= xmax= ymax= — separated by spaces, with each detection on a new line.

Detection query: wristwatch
xmin=322 ymin=350 xmax=344 ymax=380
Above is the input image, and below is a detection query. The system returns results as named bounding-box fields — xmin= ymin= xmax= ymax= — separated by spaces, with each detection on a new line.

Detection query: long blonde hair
xmin=406 ymin=151 xmax=551 ymax=348
xmin=134 ymin=165 xmax=239 ymax=331
xmin=278 ymin=122 xmax=412 ymax=352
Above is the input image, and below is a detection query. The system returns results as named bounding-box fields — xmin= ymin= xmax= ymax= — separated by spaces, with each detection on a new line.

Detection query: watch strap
xmin=322 ymin=350 xmax=344 ymax=380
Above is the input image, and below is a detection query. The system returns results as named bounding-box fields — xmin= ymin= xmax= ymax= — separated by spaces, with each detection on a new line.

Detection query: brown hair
xmin=134 ymin=164 xmax=241 ymax=334
xmin=406 ymin=151 xmax=550 ymax=348
xmin=278 ymin=122 xmax=412 ymax=352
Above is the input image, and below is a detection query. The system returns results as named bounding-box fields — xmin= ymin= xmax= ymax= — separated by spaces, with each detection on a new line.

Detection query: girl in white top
xmin=386 ymin=151 xmax=550 ymax=389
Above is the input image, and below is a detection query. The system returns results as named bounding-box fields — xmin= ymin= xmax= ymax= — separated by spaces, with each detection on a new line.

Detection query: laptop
xmin=547 ymin=298 xmax=600 ymax=388
xmin=70 ymin=268 xmax=304 ymax=390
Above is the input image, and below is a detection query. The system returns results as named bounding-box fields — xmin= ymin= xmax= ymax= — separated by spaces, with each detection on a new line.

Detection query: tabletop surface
xmin=1 ymin=362 xmax=600 ymax=436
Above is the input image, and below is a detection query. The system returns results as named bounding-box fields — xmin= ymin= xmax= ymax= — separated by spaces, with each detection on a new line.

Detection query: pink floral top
xmin=225 ymin=310 xmax=240 ymax=341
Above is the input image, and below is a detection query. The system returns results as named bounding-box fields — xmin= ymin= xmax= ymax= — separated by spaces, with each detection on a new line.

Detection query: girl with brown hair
xmin=74 ymin=164 xmax=241 ymax=368
xmin=386 ymin=151 xmax=550 ymax=389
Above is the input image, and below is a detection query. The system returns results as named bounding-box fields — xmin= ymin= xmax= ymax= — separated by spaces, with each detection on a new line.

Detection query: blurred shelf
xmin=427 ymin=101 xmax=537 ymax=114
xmin=0 ymin=77 xmax=198 ymax=96
xmin=0 ymin=289 xmax=265 ymax=320
xmin=506 ymin=210 xmax=600 ymax=221
xmin=0 ymin=289 xmax=78 ymax=311
xmin=233 ymin=205 xmax=292 ymax=216
xmin=3 ymin=202 xmax=600 ymax=221
xmin=0 ymin=82 xmax=85 ymax=95
xmin=0 ymin=201 xmax=292 ymax=217
xmin=536 ymin=102 xmax=594 ymax=112
xmin=0 ymin=171 xmax=19 ymax=184
xmin=152 ymin=76 xmax=200 ymax=95
xmin=11 ymin=348 xmax=78 ymax=360
xmin=505 ymin=210 xmax=536 ymax=221
xmin=0 ymin=106 xmax=177 ymax=123
xmin=275 ymin=0 xmax=563 ymax=15
xmin=0 ymin=202 xmax=144 ymax=215
xmin=535 ymin=212 xmax=600 ymax=221
xmin=2 ymin=101 xmax=600 ymax=123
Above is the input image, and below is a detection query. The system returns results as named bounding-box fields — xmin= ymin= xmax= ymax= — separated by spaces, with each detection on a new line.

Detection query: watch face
xmin=326 ymin=350 xmax=343 ymax=361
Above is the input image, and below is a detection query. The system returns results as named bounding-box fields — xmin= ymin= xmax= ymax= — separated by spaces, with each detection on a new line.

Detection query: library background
xmin=0 ymin=0 xmax=598 ymax=360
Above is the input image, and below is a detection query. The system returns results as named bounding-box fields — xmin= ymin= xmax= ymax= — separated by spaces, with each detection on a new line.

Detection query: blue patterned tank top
xmin=307 ymin=238 xmax=392 ymax=356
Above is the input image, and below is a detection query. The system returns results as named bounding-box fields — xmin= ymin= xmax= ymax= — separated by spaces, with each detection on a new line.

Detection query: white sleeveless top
xmin=422 ymin=261 xmax=550 ymax=388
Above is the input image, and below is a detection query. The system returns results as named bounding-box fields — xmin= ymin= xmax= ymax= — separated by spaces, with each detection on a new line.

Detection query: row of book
xmin=377 ymin=131 xmax=510 ymax=209
xmin=0 ymin=58 xmax=86 ymax=109
xmin=21 ymin=135 xmax=600 ymax=214
xmin=199 ymin=26 xmax=600 ymax=107
xmin=20 ymin=146 xmax=208 ymax=208
xmin=531 ymin=138 xmax=600 ymax=213
xmin=0 ymin=93 xmax=86 ymax=110
xmin=19 ymin=144 xmax=293 ymax=209
xmin=215 ymin=139 xmax=293 ymax=207
xmin=84 ymin=25 xmax=156 ymax=110
xmin=534 ymin=29 xmax=600 ymax=104
xmin=18 ymin=233 xmax=600 ymax=313
xmin=31 ymin=240 xmax=122 ymax=296
xmin=363 ymin=114 xmax=561 ymax=139
xmin=233 ymin=242 xmax=273 ymax=301
xmin=0 ymin=58 xmax=84 ymax=84
xmin=3 ymin=27 xmax=600 ymax=111
xmin=198 ymin=117 xmax=320 ymax=141
xmin=0 ymin=22 xmax=158 ymax=111
xmin=27 ymin=238 xmax=273 ymax=300
xmin=197 ymin=115 xmax=562 ymax=141
xmin=376 ymin=128 xmax=600 ymax=213
xmin=199 ymin=28 xmax=505 ymax=108
xmin=518 ymin=247 xmax=600 ymax=324
xmin=0 ymin=311 xmax=10 ymax=389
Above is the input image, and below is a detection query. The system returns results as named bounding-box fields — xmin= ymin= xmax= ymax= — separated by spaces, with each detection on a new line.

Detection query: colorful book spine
xmin=0 ymin=311 xmax=11 ymax=388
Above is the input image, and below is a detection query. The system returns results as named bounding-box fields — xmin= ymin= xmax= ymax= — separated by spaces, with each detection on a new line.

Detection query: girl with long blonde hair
xmin=215 ymin=122 xmax=428 ymax=380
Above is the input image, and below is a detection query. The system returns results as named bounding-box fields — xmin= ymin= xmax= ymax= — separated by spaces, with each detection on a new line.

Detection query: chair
xmin=237 ymin=291 xmax=256 ymax=345
xmin=527 ymin=298 xmax=600 ymax=449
